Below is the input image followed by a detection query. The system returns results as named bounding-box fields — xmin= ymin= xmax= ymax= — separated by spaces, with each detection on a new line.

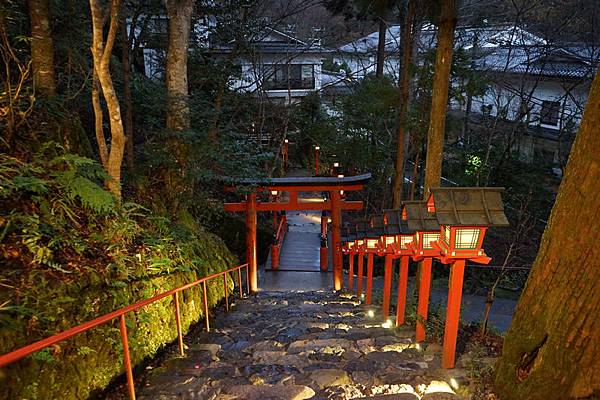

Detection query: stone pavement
xmin=112 ymin=290 xmax=480 ymax=400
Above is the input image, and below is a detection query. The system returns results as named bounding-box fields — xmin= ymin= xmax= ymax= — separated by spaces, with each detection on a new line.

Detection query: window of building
xmin=540 ymin=100 xmax=560 ymax=126
xmin=263 ymin=64 xmax=315 ymax=90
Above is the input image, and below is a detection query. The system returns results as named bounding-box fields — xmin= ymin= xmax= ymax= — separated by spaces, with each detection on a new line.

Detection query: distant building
xmin=211 ymin=27 xmax=331 ymax=103
xmin=334 ymin=24 xmax=599 ymax=166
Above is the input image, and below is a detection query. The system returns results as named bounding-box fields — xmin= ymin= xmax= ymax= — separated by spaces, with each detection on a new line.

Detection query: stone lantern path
xmin=111 ymin=290 xmax=481 ymax=399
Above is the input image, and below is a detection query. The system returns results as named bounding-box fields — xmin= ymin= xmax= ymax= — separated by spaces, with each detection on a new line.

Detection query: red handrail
xmin=0 ymin=262 xmax=250 ymax=400
xmin=275 ymin=214 xmax=287 ymax=248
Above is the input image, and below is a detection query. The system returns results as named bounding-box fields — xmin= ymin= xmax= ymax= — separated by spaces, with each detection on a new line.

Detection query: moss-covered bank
xmin=0 ymin=229 xmax=235 ymax=400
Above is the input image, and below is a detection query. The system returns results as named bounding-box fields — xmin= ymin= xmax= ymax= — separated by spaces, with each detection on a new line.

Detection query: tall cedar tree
xmin=165 ymin=0 xmax=192 ymax=131
xmin=494 ymin=66 xmax=600 ymax=399
xmin=90 ymin=0 xmax=126 ymax=201
xmin=422 ymin=0 xmax=456 ymax=197
xmin=164 ymin=0 xmax=193 ymax=213
xmin=28 ymin=0 xmax=56 ymax=96
xmin=391 ymin=0 xmax=414 ymax=207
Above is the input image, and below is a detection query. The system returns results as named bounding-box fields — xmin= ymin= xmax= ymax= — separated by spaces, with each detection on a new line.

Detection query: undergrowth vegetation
xmin=0 ymin=144 xmax=238 ymax=399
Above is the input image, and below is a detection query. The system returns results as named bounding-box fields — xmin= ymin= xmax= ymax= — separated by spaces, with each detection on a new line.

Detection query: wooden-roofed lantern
xmin=368 ymin=214 xmax=395 ymax=322
xmin=341 ymin=225 xmax=357 ymax=290
xmin=353 ymin=221 xmax=369 ymax=299
xmin=383 ymin=209 xmax=416 ymax=326
xmin=363 ymin=219 xmax=384 ymax=305
xmin=427 ymin=187 xmax=509 ymax=264
xmin=426 ymin=187 xmax=509 ymax=369
xmin=402 ymin=201 xmax=440 ymax=344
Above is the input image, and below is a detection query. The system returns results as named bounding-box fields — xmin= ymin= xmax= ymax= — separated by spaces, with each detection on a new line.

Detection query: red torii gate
xmin=223 ymin=174 xmax=372 ymax=292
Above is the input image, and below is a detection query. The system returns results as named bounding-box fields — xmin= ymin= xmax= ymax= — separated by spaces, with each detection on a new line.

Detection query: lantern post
xmin=381 ymin=209 xmax=416 ymax=326
xmin=314 ymin=145 xmax=320 ymax=175
xmin=426 ymin=187 xmax=509 ymax=369
xmin=363 ymin=224 xmax=381 ymax=305
xmin=403 ymin=201 xmax=441 ymax=342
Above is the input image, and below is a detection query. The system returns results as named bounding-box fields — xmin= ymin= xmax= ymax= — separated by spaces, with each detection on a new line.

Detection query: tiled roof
xmin=337 ymin=24 xmax=597 ymax=79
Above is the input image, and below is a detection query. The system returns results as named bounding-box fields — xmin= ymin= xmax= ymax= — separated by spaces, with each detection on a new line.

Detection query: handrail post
xmin=246 ymin=264 xmax=250 ymax=295
xmin=237 ymin=268 xmax=243 ymax=298
xmin=202 ymin=281 xmax=210 ymax=332
xmin=173 ymin=292 xmax=184 ymax=356
xmin=119 ymin=314 xmax=136 ymax=400
xmin=223 ymin=274 xmax=229 ymax=312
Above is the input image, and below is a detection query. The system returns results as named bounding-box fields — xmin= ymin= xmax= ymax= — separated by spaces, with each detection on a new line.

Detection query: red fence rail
xmin=0 ymin=263 xmax=250 ymax=400
xmin=271 ymin=214 xmax=287 ymax=269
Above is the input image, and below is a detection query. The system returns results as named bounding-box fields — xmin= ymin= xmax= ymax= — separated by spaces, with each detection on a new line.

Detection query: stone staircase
xmin=106 ymin=291 xmax=474 ymax=399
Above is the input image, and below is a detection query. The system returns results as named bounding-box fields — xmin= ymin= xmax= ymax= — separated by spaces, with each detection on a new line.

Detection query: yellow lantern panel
xmin=366 ymin=239 xmax=378 ymax=249
xmin=422 ymin=232 xmax=440 ymax=250
xmin=385 ymin=236 xmax=396 ymax=247
xmin=454 ymin=228 xmax=481 ymax=249
xmin=442 ymin=226 xmax=451 ymax=245
xmin=398 ymin=235 xmax=413 ymax=249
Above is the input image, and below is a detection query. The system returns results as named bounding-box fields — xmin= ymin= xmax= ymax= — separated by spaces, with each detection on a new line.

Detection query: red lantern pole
xmin=357 ymin=252 xmax=364 ymax=297
xmin=314 ymin=146 xmax=320 ymax=175
xmin=395 ymin=256 xmax=410 ymax=326
xmin=348 ymin=252 xmax=355 ymax=291
xmin=442 ymin=259 xmax=466 ymax=368
xmin=382 ymin=255 xmax=393 ymax=319
xmin=416 ymin=258 xmax=432 ymax=341
xmin=365 ymin=252 xmax=374 ymax=305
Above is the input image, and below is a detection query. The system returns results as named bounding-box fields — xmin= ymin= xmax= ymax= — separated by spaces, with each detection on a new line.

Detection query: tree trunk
xmin=90 ymin=0 xmax=125 ymax=202
xmin=165 ymin=0 xmax=192 ymax=131
xmin=92 ymin=70 xmax=108 ymax=169
xmin=28 ymin=0 xmax=56 ymax=96
xmin=494 ymin=66 xmax=600 ymax=399
xmin=422 ymin=0 xmax=456 ymax=197
xmin=120 ymin=14 xmax=134 ymax=171
xmin=375 ymin=16 xmax=387 ymax=78
xmin=391 ymin=0 xmax=414 ymax=208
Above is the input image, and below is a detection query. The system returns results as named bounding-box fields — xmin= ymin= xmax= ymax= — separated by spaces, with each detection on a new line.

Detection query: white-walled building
xmin=210 ymin=28 xmax=331 ymax=103
xmin=334 ymin=24 xmax=598 ymax=165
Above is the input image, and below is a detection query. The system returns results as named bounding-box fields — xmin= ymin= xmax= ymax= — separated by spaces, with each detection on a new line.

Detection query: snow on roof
xmin=337 ymin=24 xmax=596 ymax=79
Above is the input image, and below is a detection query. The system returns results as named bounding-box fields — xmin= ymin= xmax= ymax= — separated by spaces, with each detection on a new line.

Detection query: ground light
xmin=381 ymin=319 xmax=393 ymax=329
xmin=449 ymin=378 xmax=459 ymax=390
xmin=367 ymin=309 xmax=375 ymax=318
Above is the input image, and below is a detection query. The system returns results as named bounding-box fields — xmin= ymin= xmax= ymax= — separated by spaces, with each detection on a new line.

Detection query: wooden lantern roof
xmin=383 ymin=209 xmax=412 ymax=235
xmin=427 ymin=187 xmax=509 ymax=227
xmin=402 ymin=201 xmax=440 ymax=233
xmin=342 ymin=226 xmax=356 ymax=243
xmin=355 ymin=221 xmax=369 ymax=239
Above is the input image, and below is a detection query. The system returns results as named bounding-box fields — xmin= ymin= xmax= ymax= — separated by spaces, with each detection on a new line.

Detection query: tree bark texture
xmin=494 ymin=67 xmax=600 ymax=399
xmin=90 ymin=0 xmax=125 ymax=202
xmin=376 ymin=16 xmax=387 ymax=78
xmin=422 ymin=0 xmax=456 ymax=197
xmin=92 ymin=70 xmax=108 ymax=169
xmin=28 ymin=0 xmax=56 ymax=96
xmin=165 ymin=0 xmax=192 ymax=131
xmin=391 ymin=0 xmax=414 ymax=208
xmin=120 ymin=14 xmax=134 ymax=170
